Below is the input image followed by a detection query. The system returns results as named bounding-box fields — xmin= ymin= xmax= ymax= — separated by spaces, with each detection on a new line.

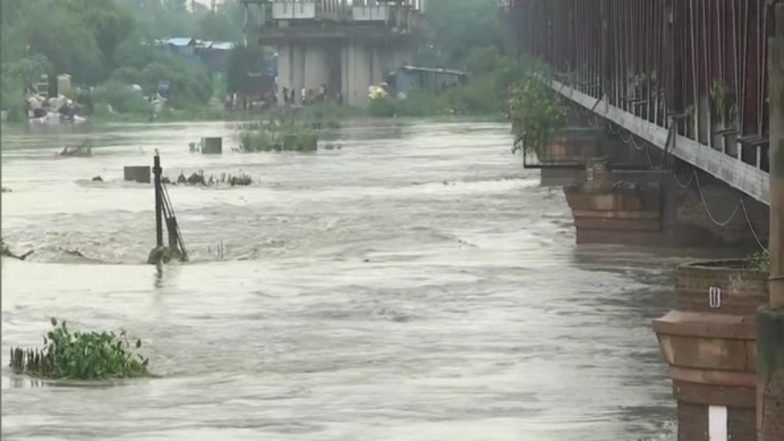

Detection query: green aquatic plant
xmin=238 ymin=120 xmax=318 ymax=152
xmin=748 ymin=250 xmax=770 ymax=274
xmin=509 ymin=71 xmax=567 ymax=157
xmin=9 ymin=318 xmax=150 ymax=380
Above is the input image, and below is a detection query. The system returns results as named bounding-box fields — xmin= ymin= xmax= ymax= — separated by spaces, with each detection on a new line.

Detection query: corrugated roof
xmin=167 ymin=37 xmax=196 ymax=47
xmin=400 ymin=65 xmax=467 ymax=76
xmin=210 ymin=42 xmax=233 ymax=50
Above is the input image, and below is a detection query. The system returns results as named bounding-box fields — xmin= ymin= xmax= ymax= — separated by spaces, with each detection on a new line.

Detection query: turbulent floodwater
xmin=1 ymin=119 xmax=685 ymax=440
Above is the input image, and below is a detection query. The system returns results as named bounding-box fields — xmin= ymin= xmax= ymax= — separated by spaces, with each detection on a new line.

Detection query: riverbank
xmin=0 ymin=103 xmax=509 ymax=128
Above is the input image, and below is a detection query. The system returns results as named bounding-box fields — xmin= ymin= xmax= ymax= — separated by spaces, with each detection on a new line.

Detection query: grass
xmin=238 ymin=114 xmax=319 ymax=152
xmin=9 ymin=318 xmax=150 ymax=380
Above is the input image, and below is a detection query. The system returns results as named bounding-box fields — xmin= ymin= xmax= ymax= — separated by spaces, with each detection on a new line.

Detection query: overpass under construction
xmin=241 ymin=0 xmax=425 ymax=106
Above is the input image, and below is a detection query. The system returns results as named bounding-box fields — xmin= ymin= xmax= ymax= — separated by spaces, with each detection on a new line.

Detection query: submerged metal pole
xmin=153 ymin=152 xmax=163 ymax=248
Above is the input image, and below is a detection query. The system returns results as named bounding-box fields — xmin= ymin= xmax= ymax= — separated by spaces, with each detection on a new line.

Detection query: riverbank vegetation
xmin=238 ymin=121 xmax=318 ymax=153
xmin=9 ymin=318 xmax=150 ymax=380
xmin=369 ymin=0 xmax=520 ymax=117
xmin=509 ymin=65 xmax=568 ymax=156
xmin=1 ymin=0 xmax=541 ymax=123
xmin=749 ymin=250 xmax=771 ymax=274
xmin=1 ymin=0 xmax=249 ymax=123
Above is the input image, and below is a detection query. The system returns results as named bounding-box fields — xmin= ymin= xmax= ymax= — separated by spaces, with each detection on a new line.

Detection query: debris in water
xmin=60 ymin=142 xmax=92 ymax=157
xmin=230 ymin=174 xmax=252 ymax=186
xmin=2 ymin=239 xmax=34 ymax=260
xmin=64 ymin=249 xmax=86 ymax=258
xmin=187 ymin=172 xmax=206 ymax=186
xmin=147 ymin=246 xmax=184 ymax=264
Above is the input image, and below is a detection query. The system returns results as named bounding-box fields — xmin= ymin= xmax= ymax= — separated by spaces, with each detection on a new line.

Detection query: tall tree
xmin=423 ymin=0 xmax=503 ymax=65
xmin=65 ymin=0 xmax=136 ymax=70
xmin=225 ymin=44 xmax=267 ymax=95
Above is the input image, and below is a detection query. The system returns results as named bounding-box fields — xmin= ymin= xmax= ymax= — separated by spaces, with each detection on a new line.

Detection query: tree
xmin=422 ymin=0 xmax=503 ymax=66
xmin=68 ymin=0 xmax=136 ymax=69
xmin=225 ymin=44 xmax=267 ymax=95
xmin=196 ymin=11 xmax=242 ymax=41
xmin=23 ymin=7 xmax=104 ymax=83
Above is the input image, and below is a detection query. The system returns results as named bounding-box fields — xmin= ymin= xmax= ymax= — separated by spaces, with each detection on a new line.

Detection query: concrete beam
xmin=550 ymin=80 xmax=770 ymax=206
xmin=250 ymin=26 xmax=418 ymax=44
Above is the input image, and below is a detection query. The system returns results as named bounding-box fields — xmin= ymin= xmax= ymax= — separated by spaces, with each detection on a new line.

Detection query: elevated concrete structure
xmin=242 ymin=0 xmax=423 ymax=106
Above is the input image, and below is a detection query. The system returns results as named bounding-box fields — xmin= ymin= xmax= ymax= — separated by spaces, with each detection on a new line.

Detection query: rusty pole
xmin=757 ymin=4 xmax=784 ymax=439
xmin=771 ymin=3 xmax=784 ymax=309
xmin=153 ymin=153 xmax=163 ymax=248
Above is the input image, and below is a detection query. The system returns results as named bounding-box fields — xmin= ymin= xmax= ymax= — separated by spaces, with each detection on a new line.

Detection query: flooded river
xmin=2 ymin=120 xmax=683 ymax=440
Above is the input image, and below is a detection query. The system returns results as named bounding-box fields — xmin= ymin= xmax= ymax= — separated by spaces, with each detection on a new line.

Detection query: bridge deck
xmin=507 ymin=0 xmax=772 ymax=205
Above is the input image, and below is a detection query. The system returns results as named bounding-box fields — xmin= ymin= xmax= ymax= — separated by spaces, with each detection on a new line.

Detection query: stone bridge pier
xmin=530 ymin=115 xmax=770 ymax=249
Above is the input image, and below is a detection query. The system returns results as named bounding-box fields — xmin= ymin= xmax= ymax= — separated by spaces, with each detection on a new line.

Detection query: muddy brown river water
xmin=1 ymin=119 xmax=687 ymax=440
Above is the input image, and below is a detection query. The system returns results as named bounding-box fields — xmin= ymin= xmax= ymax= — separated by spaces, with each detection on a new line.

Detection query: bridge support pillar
xmin=655 ymin=261 xmax=768 ymax=441
xmin=278 ymin=42 xmax=341 ymax=103
xmin=557 ymin=131 xmax=768 ymax=248
xmin=341 ymin=42 xmax=413 ymax=107
xmin=276 ymin=40 xmax=413 ymax=107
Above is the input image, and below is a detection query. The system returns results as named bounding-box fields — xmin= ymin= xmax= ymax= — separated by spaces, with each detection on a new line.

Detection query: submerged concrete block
xmin=124 ymin=166 xmax=151 ymax=183
xmin=201 ymin=137 xmax=222 ymax=154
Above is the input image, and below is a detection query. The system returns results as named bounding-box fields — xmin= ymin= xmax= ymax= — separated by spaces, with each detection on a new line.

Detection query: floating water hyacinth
xmin=9 ymin=319 xmax=150 ymax=380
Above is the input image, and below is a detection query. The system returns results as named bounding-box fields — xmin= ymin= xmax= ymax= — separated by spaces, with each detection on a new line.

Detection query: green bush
xmin=368 ymin=96 xmax=398 ymax=117
xmin=749 ymin=250 xmax=770 ymax=274
xmin=110 ymin=67 xmax=142 ymax=86
xmin=509 ymin=72 xmax=567 ymax=156
xmin=239 ymin=121 xmax=318 ymax=152
xmin=141 ymin=60 xmax=212 ymax=108
xmin=93 ymin=81 xmax=149 ymax=114
xmin=9 ymin=318 xmax=150 ymax=380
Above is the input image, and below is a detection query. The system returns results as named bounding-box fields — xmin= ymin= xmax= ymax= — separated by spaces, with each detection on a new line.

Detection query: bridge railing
xmin=507 ymin=0 xmax=773 ymax=204
xmin=241 ymin=0 xmax=425 ymax=28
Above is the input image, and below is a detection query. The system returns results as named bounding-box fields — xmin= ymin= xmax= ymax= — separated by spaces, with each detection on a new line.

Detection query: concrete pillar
xmin=304 ymin=45 xmax=330 ymax=93
xmin=279 ymin=39 xmax=414 ymax=107
xmin=655 ymin=260 xmax=767 ymax=441
xmin=280 ymin=43 xmax=327 ymax=104
xmin=757 ymin=4 xmax=784 ymax=440
xmin=342 ymin=41 xmax=373 ymax=107
xmin=339 ymin=42 xmax=414 ymax=106
xmin=277 ymin=42 xmax=294 ymax=95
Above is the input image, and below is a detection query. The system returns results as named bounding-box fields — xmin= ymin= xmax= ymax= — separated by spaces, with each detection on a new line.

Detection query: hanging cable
xmin=672 ymin=167 xmax=694 ymax=189
xmin=693 ymin=170 xmax=743 ymax=227
xmin=740 ymin=199 xmax=769 ymax=252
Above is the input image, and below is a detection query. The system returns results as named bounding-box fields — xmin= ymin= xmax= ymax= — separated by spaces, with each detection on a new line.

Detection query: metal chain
xmin=740 ymin=199 xmax=769 ymax=252
xmin=692 ymin=170 xmax=743 ymax=227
